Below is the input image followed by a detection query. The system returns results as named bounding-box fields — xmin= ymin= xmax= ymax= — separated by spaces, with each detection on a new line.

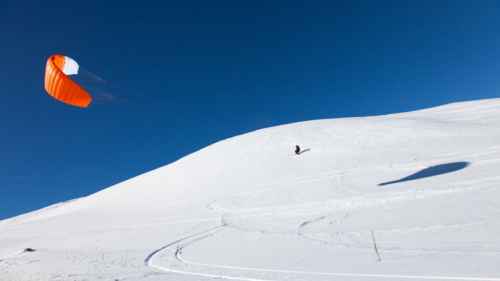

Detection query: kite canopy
xmin=44 ymin=54 xmax=92 ymax=108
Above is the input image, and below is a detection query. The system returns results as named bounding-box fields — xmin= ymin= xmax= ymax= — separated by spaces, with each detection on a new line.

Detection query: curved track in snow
xmin=145 ymin=223 xmax=500 ymax=281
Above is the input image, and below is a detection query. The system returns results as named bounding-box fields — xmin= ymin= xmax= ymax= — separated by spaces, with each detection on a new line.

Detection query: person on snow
xmin=295 ymin=145 xmax=301 ymax=155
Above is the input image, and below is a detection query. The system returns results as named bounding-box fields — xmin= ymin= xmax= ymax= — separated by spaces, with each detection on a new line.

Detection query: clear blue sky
xmin=2 ymin=1 xmax=500 ymax=219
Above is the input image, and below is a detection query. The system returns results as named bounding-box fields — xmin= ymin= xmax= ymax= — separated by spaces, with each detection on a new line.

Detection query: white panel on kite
xmin=62 ymin=56 xmax=80 ymax=76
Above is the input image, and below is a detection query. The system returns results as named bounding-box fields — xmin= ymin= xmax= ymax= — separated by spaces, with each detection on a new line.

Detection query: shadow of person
xmin=298 ymin=148 xmax=311 ymax=155
xmin=379 ymin=161 xmax=470 ymax=186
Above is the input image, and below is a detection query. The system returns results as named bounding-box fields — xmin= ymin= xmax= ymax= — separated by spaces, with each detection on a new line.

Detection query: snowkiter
xmin=295 ymin=145 xmax=301 ymax=155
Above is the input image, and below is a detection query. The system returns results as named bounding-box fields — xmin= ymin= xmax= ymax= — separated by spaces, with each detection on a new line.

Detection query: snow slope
xmin=2 ymin=98 xmax=500 ymax=281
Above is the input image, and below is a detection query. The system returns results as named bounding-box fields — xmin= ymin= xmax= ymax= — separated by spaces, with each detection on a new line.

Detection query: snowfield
xmin=2 ymin=99 xmax=500 ymax=281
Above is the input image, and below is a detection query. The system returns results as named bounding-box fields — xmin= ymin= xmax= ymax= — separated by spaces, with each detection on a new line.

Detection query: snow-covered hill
xmin=2 ymin=99 xmax=500 ymax=281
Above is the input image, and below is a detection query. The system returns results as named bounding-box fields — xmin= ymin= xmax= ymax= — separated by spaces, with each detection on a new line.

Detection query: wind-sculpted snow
xmin=2 ymin=99 xmax=500 ymax=281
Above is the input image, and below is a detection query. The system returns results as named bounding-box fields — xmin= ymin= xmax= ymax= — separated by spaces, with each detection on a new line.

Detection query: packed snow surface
xmin=2 ymin=99 xmax=500 ymax=281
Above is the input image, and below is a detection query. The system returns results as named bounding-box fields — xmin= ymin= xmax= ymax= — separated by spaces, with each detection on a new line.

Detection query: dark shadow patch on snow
xmin=379 ymin=161 xmax=470 ymax=186
xmin=298 ymin=148 xmax=311 ymax=155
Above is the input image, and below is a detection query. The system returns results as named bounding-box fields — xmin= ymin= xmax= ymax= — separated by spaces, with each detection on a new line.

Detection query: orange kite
xmin=44 ymin=54 xmax=92 ymax=108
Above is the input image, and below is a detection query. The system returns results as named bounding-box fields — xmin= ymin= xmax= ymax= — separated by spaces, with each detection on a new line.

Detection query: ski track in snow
xmin=146 ymin=224 xmax=500 ymax=281
xmin=146 ymin=176 xmax=500 ymax=280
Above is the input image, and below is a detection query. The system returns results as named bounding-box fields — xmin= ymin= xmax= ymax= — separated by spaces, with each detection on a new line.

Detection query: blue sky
xmin=1 ymin=1 xmax=500 ymax=219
